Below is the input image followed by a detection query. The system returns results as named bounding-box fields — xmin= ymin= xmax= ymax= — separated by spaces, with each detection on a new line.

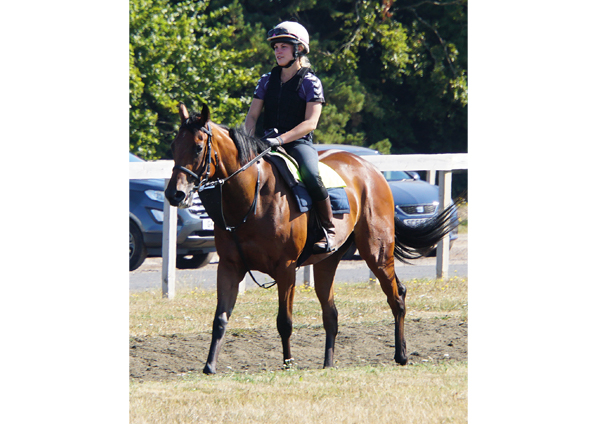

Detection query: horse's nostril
xmin=174 ymin=191 xmax=186 ymax=202
xmin=165 ymin=188 xmax=186 ymax=206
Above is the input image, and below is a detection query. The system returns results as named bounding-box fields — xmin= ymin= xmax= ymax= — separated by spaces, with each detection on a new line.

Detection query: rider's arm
xmin=245 ymin=98 xmax=264 ymax=136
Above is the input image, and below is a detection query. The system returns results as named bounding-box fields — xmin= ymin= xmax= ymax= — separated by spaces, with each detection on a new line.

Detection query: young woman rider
xmin=244 ymin=21 xmax=336 ymax=253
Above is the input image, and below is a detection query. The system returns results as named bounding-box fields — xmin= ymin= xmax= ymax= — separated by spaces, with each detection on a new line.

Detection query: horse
xmin=165 ymin=103 xmax=458 ymax=374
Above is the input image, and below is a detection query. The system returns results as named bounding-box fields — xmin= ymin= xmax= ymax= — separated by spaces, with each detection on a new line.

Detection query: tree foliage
xmin=130 ymin=0 xmax=467 ymax=159
xmin=129 ymin=0 xmax=265 ymax=158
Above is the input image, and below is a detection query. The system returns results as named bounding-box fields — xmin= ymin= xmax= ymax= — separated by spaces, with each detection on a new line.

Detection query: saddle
xmin=263 ymin=149 xmax=350 ymax=214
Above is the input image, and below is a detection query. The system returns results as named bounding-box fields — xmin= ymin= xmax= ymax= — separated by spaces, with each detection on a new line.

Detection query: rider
xmin=244 ymin=21 xmax=336 ymax=253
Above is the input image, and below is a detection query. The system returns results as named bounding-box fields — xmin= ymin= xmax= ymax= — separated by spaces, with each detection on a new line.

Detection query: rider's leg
xmin=284 ymin=141 xmax=336 ymax=253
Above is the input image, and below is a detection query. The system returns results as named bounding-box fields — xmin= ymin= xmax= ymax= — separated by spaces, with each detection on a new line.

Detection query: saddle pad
xmin=269 ymin=150 xmax=346 ymax=188
xmin=292 ymin=185 xmax=350 ymax=214
xmin=264 ymin=153 xmax=350 ymax=214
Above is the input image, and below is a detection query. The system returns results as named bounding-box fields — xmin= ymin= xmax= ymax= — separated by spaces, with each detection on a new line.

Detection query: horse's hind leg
xmin=313 ymin=252 xmax=343 ymax=368
xmin=355 ymin=233 xmax=408 ymax=365
xmin=383 ymin=272 xmax=408 ymax=365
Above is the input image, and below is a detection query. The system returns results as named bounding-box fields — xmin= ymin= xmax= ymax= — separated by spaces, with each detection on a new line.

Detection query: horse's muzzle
xmin=165 ymin=187 xmax=188 ymax=207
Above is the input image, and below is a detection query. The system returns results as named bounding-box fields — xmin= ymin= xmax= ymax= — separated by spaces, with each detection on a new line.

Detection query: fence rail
xmin=130 ymin=153 xmax=468 ymax=298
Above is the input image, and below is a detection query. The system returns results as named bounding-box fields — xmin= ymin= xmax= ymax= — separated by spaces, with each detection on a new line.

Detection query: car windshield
xmin=383 ymin=170 xmax=413 ymax=181
xmin=129 ymin=153 xmax=144 ymax=162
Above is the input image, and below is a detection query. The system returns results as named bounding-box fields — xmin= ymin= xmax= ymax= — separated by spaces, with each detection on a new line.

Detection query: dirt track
xmin=130 ymin=318 xmax=466 ymax=381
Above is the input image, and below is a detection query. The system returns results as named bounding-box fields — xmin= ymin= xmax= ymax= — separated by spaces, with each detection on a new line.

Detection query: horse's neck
xmin=220 ymin=163 xmax=261 ymax=223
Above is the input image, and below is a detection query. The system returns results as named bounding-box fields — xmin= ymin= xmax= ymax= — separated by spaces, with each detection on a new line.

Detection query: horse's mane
xmin=228 ymin=125 xmax=271 ymax=166
xmin=180 ymin=112 xmax=269 ymax=166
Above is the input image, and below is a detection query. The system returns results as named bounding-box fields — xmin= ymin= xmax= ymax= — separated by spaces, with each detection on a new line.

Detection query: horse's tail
xmin=393 ymin=202 xmax=461 ymax=264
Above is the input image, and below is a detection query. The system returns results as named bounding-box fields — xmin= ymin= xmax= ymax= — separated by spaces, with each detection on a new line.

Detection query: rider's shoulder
xmin=259 ymin=71 xmax=272 ymax=81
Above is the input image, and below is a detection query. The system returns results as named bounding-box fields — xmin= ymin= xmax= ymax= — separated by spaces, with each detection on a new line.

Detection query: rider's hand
xmin=265 ymin=136 xmax=283 ymax=147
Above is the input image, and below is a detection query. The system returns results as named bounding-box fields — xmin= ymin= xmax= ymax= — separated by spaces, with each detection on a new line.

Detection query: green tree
xmin=129 ymin=0 xmax=264 ymax=159
xmin=308 ymin=0 xmax=468 ymax=154
xmin=130 ymin=0 xmax=467 ymax=159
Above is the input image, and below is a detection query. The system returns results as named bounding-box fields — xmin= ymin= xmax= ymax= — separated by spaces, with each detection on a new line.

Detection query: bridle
xmin=172 ymin=122 xmax=217 ymax=190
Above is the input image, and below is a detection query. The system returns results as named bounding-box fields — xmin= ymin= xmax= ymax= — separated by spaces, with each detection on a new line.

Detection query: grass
xmin=130 ymin=277 xmax=468 ymax=338
xmin=130 ymin=362 xmax=467 ymax=424
xmin=130 ymin=276 xmax=468 ymax=423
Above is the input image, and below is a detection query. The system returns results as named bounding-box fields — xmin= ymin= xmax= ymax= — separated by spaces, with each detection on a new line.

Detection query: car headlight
xmin=145 ymin=190 xmax=165 ymax=203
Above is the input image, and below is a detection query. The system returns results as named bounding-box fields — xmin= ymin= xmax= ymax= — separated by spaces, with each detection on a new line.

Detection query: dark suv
xmin=129 ymin=154 xmax=216 ymax=271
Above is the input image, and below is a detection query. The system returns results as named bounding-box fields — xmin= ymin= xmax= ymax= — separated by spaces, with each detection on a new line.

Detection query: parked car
xmin=383 ymin=169 xmax=459 ymax=251
xmin=129 ymin=153 xmax=216 ymax=271
xmin=312 ymin=144 xmax=458 ymax=257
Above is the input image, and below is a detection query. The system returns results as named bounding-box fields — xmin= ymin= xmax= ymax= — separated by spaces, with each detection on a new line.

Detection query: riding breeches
xmin=283 ymin=139 xmax=328 ymax=202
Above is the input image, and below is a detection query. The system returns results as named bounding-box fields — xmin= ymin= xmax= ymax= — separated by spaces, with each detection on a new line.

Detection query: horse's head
xmin=165 ymin=103 xmax=216 ymax=208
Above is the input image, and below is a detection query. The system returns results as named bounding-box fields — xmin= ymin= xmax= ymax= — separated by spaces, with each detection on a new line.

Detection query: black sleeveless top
xmin=263 ymin=66 xmax=313 ymax=137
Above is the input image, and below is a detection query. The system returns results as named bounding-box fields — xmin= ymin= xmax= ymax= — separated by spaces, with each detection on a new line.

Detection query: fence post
xmin=161 ymin=178 xmax=177 ymax=299
xmin=239 ymin=274 xmax=247 ymax=295
xmin=426 ymin=169 xmax=436 ymax=185
xmin=303 ymin=265 xmax=314 ymax=287
xmin=436 ymin=171 xmax=452 ymax=279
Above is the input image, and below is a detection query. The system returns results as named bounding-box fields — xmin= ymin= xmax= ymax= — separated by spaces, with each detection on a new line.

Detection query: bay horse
xmin=165 ymin=103 xmax=458 ymax=374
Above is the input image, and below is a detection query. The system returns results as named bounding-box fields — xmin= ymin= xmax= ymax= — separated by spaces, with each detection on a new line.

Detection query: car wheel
xmin=130 ymin=220 xmax=147 ymax=271
xmin=176 ymin=252 xmax=215 ymax=269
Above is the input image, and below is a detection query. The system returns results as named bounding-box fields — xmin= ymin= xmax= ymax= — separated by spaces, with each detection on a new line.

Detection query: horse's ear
xmin=178 ymin=103 xmax=189 ymax=122
xmin=201 ymin=103 xmax=210 ymax=123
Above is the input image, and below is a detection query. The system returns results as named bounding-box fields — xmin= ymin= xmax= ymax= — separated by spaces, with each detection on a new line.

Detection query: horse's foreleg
xmin=313 ymin=253 xmax=343 ymax=368
xmin=276 ymin=273 xmax=296 ymax=365
xmin=203 ymin=265 xmax=243 ymax=375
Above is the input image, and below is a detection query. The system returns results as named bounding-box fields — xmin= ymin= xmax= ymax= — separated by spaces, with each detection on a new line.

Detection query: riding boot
xmin=313 ymin=196 xmax=336 ymax=253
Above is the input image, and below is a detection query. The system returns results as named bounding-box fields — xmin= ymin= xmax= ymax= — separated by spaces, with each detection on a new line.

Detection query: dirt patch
xmin=130 ymin=317 xmax=467 ymax=381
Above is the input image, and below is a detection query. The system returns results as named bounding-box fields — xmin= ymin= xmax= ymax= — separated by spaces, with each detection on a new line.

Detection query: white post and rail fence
xmin=130 ymin=153 xmax=468 ymax=299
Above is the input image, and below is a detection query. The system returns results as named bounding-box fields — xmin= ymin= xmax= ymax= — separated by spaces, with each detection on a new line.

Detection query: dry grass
xmin=130 ymin=277 xmax=468 ymax=338
xmin=130 ymin=362 xmax=467 ymax=424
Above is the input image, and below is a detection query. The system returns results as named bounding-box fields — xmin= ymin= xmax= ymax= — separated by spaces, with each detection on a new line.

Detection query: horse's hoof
xmin=283 ymin=358 xmax=295 ymax=370
xmin=203 ymin=364 xmax=216 ymax=374
xmin=394 ymin=355 xmax=408 ymax=366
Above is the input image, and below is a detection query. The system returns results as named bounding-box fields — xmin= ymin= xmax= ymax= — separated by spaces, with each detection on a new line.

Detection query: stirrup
xmin=313 ymin=230 xmax=336 ymax=253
